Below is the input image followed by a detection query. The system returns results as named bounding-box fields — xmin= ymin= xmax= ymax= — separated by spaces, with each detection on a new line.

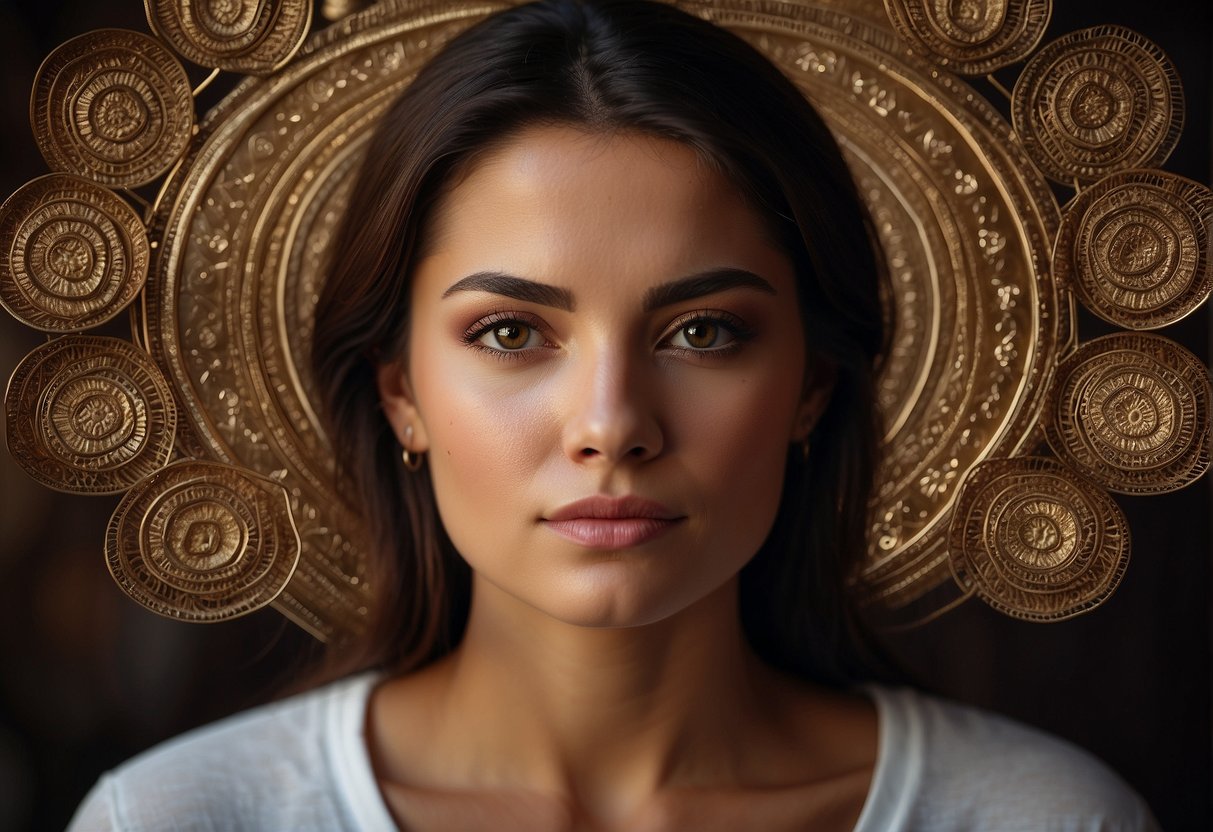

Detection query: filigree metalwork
xmin=5 ymin=335 xmax=177 ymax=494
xmin=1046 ymin=332 xmax=1211 ymax=495
xmin=949 ymin=456 xmax=1129 ymax=621
xmin=1054 ymin=170 xmax=1211 ymax=330
xmin=30 ymin=29 xmax=194 ymax=188
xmin=145 ymin=0 xmax=313 ymax=75
xmin=882 ymin=0 xmax=1051 ymax=75
xmin=0 ymin=175 xmax=150 ymax=332
xmin=1012 ymin=25 xmax=1184 ymax=186
xmin=105 ymin=460 xmax=301 ymax=621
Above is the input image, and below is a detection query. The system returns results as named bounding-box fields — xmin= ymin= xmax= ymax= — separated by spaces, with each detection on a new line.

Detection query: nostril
xmin=579 ymin=447 xmax=597 ymax=457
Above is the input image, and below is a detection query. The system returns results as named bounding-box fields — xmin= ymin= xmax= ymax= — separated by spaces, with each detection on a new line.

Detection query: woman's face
xmin=379 ymin=125 xmax=829 ymax=628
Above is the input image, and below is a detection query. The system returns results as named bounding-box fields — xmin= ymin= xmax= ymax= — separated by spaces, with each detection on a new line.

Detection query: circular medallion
xmin=30 ymin=29 xmax=194 ymax=188
xmin=1054 ymin=170 xmax=1211 ymax=329
xmin=145 ymin=0 xmax=313 ymax=74
xmin=5 ymin=335 xmax=177 ymax=494
xmin=1047 ymin=333 xmax=1210 ymax=494
xmin=105 ymin=460 xmax=301 ymax=621
xmin=949 ymin=456 xmax=1129 ymax=621
xmin=883 ymin=0 xmax=1051 ymax=74
xmin=0 ymin=175 xmax=150 ymax=332
xmin=1012 ymin=26 xmax=1184 ymax=185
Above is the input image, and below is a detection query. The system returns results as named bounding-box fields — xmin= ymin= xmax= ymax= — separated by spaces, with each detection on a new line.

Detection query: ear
xmin=375 ymin=359 xmax=430 ymax=452
xmin=792 ymin=359 xmax=837 ymax=442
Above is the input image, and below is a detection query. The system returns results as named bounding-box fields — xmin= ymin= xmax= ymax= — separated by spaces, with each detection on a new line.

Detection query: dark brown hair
xmin=311 ymin=0 xmax=893 ymax=685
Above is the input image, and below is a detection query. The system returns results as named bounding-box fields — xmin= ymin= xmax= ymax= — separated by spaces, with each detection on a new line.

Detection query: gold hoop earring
xmin=402 ymin=424 xmax=424 ymax=471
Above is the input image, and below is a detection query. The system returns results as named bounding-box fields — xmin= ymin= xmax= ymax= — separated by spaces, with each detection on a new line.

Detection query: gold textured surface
xmin=1054 ymin=170 xmax=1211 ymax=330
xmin=145 ymin=0 xmax=314 ymax=75
xmin=105 ymin=459 xmax=301 ymax=621
xmin=949 ymin=456 xmax=1129 ymax=621
xmin=139 ymin=0 xmax=1066 ymax=629
xmin=1046 ymin=332 xmax=1211 ymax=495
xmin=882 ymin=0 xmax=1051 ymax=75
xmin=30 ymin=29 xmax=195 ymax=188
xmin=4 ymin=335 xmax=177 ymax=495
xmin=1012 ymin=25 xmax=1184 ymax=186
xmin=0 ymin=175 xmax=150 ymax=333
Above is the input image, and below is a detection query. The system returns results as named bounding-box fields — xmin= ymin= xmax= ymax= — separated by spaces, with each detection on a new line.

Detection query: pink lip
xmin=543 ymin=496 xmax=684 ymax=549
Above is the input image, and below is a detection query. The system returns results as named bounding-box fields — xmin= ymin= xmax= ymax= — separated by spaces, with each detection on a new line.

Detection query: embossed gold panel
xmin=136 ymin=0 xmax=1065 ymax=633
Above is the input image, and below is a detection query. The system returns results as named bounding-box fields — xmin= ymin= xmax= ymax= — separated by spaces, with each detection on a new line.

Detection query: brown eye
xmin=489 ymin=323 xmax=533 ymax=350
xmin=682 ymin=321 xmax=719 ymax=348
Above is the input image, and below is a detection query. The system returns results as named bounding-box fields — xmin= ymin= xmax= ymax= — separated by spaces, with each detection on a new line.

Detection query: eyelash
xmin=460 ymin=309 xmax=756 ymax=362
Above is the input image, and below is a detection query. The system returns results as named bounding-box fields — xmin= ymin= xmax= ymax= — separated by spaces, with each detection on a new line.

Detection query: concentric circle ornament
xmin=1054 ymin=170 xmax=1211 ymax=329
xmin=105 ymin=460 xmax=301 ymax=621
xmin=0 ymin=174 xmax=150 ymax=332
xmin=1012 ymin=26 xmax=1184 ymax=185
xmin=4 ymin=335 xmax=177 ymax=494
xmin=949 ymin=457 xmax=1129 ymax=621
xmin=883 ymin=0 xmax=1051 ymax=74
xmin=30 ymin=29 xmax=194 ymax=188
xmin=1047 ymin=333 xmax=1211 ymax=494
xmin=145 ymin=0 xmax=313 ymax=75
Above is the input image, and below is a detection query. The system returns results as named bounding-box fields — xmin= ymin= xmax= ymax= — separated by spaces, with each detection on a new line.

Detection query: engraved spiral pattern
xmin=1047 ymin=333 xmax=1211 ymax=493
xmin=949 ymin=457 xmax=1129 ymax=621
xmin=4 ymin=336 xmax=176 ymax=494
xmin=883 ymin=0 xmax=1051 ymax=74
xmin=146 ymin=0 xmax=313 ymax=74
xmin=1012 ymin=26 xmax=1184 ymax=185
xmin=1055 ymin=170 xmax=1211 ymax=329
xmin=0 ymin=175 xmax=149 ymax=332
xmin=31 ymin=29 xmax=194 ymax=188
xmin=105 ymin=460 xmax=300 ymax=621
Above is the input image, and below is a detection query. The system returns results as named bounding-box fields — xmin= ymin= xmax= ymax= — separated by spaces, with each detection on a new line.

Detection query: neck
xmin=387 ymin=576 xmax=787 ymax=822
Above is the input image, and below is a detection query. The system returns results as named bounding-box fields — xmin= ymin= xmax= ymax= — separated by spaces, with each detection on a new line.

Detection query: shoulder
xmin=857 ymin=685 xmax=1159 ymax=832
xmin=66 ymin=673 xmax=386 ymax=832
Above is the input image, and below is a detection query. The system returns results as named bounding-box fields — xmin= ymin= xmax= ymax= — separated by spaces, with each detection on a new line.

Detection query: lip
xmin=543 ymin=495 xmax=684 ymax=549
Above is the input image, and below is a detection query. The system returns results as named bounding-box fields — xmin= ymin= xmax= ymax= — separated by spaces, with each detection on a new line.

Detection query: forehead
xmin=416 ymin=125 xmax=790 ymax=297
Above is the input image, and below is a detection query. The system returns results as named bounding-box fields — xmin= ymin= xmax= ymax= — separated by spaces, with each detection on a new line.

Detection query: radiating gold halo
xmin=1047 ymin=332 xmax=1211 ymax=494
xmin=30 ymin=29 xmax=195 ymax=188
xmin=1054 ymin=170 xmax=1211 ymax=329
xmin=883 ymin=0 xmax=1051 ymax=74
xmin=949 ymin=456 xmax=1129 ymax=621
xmin=0 ymin=174 xmax=150 ymax=332
xmin=145 ymin=0 xmax=314 ymax=74
xmin=1012 ymin=25 xmax=1184 ymax=185
xmin=4 ymin=335 xmax=177 ymax=494
xmin=105 ymin=460 xmax=301 ymax=621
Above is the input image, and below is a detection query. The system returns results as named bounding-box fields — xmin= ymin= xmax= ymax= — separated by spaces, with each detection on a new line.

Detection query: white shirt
xmin=67 ymin=672 xmax=1158 ymax=831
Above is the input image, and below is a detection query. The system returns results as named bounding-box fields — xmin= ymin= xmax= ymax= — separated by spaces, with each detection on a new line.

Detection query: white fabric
xmin=67 ymin=672 xmax=1158 ymax=831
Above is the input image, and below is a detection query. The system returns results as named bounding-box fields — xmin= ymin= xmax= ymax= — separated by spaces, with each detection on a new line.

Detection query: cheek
xmin=410 ymin=346 xmax=557 ymax=553
xmin=667 ymin=365 xmax=802 ymax=549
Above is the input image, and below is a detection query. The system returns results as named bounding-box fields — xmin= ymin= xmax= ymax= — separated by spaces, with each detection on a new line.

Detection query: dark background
xmin=0 ymin=1 xmax=1208 ymax=830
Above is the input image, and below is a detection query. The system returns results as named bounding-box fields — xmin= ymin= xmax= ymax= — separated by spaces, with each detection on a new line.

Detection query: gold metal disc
xmin=1012 ymin=25 xmax=1184 ymax=185
xmin=0 ymin=174 xmax=150 ymax=333
xmin=4 ymin=335 xmax=177 ymax=494
xmin=1054 ymin=170 xmax=1211 ymax=330
xmin=30 ymin=29 xmax=194 ymax=188
xmin=949 ymin=456 xmax=1129 ymax=621
xmin=1047 ymin=332 xmax=1211 ymax=494
xmin=105 ymin=460 xmax=301 ymax=622
xmin=883 ymin=0 xmax=1051 ymax=75
xmin=145 ymin=0 xmax=313 ymax=75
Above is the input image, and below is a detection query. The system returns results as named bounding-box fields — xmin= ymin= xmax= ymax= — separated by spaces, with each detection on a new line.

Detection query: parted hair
xmin=311 ymin=0 xmax=894 ymax=685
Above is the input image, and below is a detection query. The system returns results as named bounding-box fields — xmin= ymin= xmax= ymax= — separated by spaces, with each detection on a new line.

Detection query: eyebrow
xmin=442 ymin=268 xmax=776 ymax=312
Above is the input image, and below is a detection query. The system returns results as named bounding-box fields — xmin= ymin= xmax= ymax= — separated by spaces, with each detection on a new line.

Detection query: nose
xmin=561 ymin=346 xmax=663 ymax=465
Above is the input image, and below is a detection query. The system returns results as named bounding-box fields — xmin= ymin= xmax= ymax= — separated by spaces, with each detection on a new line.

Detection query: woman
xmin=69 ymin=1 xmax=1157 ymax=828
